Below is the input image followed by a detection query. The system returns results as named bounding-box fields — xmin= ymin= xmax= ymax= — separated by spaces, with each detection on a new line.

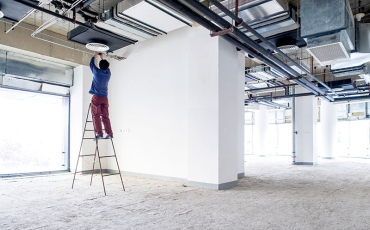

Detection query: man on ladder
xmin=72 ymin=52 xmax=124 ymax=196
xmin=89 ymin=51 xmax=113 ymax=139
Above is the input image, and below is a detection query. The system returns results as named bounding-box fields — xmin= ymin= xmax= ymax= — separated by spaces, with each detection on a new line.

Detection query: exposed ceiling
xmin=2 ymin=0 xmax=370 ymax=107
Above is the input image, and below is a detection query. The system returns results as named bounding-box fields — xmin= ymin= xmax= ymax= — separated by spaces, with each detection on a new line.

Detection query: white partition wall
xmin=108 ymin=26 xmax=244 ymax=189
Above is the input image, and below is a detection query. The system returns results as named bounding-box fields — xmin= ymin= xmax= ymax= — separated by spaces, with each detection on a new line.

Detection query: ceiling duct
xmin=330 ymin=53 xmax=370 ymax=77
xmin=0 ymin=0 xmax=39 ymax=21
xmin=301 ymin=0 xmax=355 ymax=66
xmin=211 ymin=0 xmax=299 ymax=40
xmin=67 ymin=25 xmax=137 ymax=52
xmin=246 ymin=65 xmax=280 ymax=80
xmin=358 ymin=23 xmax=370 ymax=53
xmin=99 ymin=0 xmax=192 ymax=41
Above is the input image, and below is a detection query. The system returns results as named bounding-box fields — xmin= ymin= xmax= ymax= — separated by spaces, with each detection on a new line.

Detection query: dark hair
xmin=99 ymin=60 xmax=110 ymax=70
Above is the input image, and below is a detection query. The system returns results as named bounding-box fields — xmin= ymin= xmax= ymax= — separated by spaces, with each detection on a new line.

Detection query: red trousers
xmin=91 ymin=95 xmax=113 ymax=136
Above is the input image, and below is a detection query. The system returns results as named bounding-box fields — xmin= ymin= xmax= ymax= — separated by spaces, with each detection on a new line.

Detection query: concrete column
xmin=253 ymin=105 xmax=269 ymax=156
xmin=319 ymin=100 xmax=338 ymax=159
xmin=187 ymin=27 xmax=241 ymax=189
xmin=294 ymin=87 xmax=318 ymax=165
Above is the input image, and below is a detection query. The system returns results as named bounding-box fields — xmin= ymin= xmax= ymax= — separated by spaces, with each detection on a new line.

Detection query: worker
xmin=89 ymin=51 xmax=113 ymax=139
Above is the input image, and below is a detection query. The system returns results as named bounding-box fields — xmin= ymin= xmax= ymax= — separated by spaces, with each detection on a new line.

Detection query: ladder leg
xmin=96 ymin=142 xmax=107 ymax=196
xmin=111 ymin=139 xmax=125 ymax=191
xmin=72 ymin=103 xmax=92 ymax=189
xmin=89 ymin=143 xmax=98 ymax=186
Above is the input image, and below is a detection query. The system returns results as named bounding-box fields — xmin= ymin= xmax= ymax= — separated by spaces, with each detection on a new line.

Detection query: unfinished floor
xmin=1 ymin=156 xmax=370 ymax=230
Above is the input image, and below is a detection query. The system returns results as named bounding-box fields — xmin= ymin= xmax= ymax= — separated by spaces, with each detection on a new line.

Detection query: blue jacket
xmin=89 ymin=57 xmax=111 ymax=98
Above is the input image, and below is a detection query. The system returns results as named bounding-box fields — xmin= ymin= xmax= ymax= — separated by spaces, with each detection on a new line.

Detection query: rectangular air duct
xmin=301 ymin=0 xmax=355 ymax=66
xmin=246 ymin=65 xmax=280 ymax=80
xmin=67 ymin=25 xmax=137 ymax=52
xmin=0 ymin=0 xmax=39 ymax=22
xmin=100 ymin=0 xmax=191 ymax=41
xmin=211 ymin=0 xmax=299 ymax=40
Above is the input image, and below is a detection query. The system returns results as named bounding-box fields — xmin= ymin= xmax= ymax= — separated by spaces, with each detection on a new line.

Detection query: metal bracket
xmin=210 ymin=27 xmax=234 ymax=37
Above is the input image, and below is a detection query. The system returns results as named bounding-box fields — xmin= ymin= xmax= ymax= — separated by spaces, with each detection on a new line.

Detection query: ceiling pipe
xmin=208 ymin=0 xmax=337 ymax=97
xmin=180 ymin=0 xmax=333 ymax=101
xmin=157 ymin=0 xmax=328 ymax=99
xmin=14 ymin=0 xmax=91 ymax=29
xmin=246 ymin=83 xmax=298 ymax=92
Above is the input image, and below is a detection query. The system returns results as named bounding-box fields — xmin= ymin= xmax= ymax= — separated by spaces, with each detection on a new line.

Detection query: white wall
xmin=108 ymin=27 xmax=189 ymax=179
xmin=107 ymin=25 xmax=244 ymax=187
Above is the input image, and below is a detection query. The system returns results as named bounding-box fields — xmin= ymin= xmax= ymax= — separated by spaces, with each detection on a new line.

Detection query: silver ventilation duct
xmin=211 ymin=0 xmax=299 ymax=40
xmin=301 ymin=0 xmax=355 ymax=66
xmin=99 ymin=0 xmax=192 ymax=41
xmin=358 ymin=23 xmax=370 ymax=53
xmin=331 ymin=53 xmax=370 ymax=77
xmin=246 ymin=65 xmax=280 ymax=80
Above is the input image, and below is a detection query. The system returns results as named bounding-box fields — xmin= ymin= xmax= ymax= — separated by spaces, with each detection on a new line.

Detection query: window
xmin=0 ymin=88 xmax=69 ymax=175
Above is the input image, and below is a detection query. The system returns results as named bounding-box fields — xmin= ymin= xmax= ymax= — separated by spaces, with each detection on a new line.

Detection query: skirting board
xmin=187 ymin=180 xmax=238 ymax=190
xmin=87 ymin=169 xmax=239 ymax=190
xmin=294 ymin=162 xmax=318 ymax=165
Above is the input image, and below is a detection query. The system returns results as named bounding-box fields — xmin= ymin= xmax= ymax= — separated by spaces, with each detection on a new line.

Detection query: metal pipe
xmin=184 ymin=0 xmax=333 ymax=101
xmin=208 ymin=0 xmax=337 ymax=97
xmin=259 ymin=99 xmax=291 ymax=109
xmin=14 ymin=0 xmax=90 ymax=29
xmin=246 ymin=83 xmax=298 ymax=91
xmin=334 ymin=95 xmax=370 ymax=102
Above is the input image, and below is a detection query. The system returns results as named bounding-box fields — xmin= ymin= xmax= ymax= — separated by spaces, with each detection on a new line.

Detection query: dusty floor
xmin=1 ymin=156 xmax=370 ymax=230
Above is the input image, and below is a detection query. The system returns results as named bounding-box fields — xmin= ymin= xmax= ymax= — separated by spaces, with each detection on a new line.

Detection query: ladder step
xmin=79 ymin=154 xmax=96 ymax=157
xmin=85 ymin=129 xmax=105 ymax=131
xmin=99 ymin=155 xmax=116 ymax=158
xmin=103 ymin=173 xmax=121 ymax=177
xmin=83 ymin=138 xmax=96 ymax=140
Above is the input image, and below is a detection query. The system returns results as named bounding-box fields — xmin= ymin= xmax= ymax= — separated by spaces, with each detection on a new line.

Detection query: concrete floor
xmin=1 ymin=156 xmax=370 ymax=230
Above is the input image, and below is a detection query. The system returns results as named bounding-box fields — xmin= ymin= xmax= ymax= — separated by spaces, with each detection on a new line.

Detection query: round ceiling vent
xmin=86 ymin=43 xmax=109 ymax=52
xmin=278 ymin=45 xmax=299 ymax=54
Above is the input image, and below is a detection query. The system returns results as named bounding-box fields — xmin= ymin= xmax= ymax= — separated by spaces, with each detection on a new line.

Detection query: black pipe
xmin=14 ymin=0 xmax=92 ymax=29
xmin=183 ymin=0 xmax=333 ymax=101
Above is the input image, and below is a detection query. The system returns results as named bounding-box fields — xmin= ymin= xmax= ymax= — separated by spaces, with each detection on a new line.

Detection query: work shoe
xmin=94 ymin=134 xmax=103 ymax=140
xmin=105 ymin=135 xmax=113 ymax=139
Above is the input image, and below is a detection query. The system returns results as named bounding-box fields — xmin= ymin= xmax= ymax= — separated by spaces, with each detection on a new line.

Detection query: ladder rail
xmin=72 ymin=103 xmax=92 ymax=189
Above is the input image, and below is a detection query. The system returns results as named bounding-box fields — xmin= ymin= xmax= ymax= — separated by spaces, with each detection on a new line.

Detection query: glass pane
xmin=0 ymin=88 xmax=68 ymax=174
xmin=5 ymin=51 xmax=73 ymax=86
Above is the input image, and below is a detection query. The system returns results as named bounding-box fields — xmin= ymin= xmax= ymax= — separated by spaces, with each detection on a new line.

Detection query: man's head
xmin=99 ymin=59 xmax=110 ymax=70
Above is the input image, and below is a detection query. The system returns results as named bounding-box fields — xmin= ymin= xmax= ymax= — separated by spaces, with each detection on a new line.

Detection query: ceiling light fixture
xmin=85 ymin=43 xmax=109 ymax=52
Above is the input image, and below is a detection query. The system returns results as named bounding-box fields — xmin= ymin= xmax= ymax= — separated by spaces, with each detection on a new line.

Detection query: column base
xmin=187 ymin=180 xmax=238 ymax=190
xmin=238 ymin=172 xmax=245 ymax=179
xmin=294 ymin=162 xmax=318 ymax=165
